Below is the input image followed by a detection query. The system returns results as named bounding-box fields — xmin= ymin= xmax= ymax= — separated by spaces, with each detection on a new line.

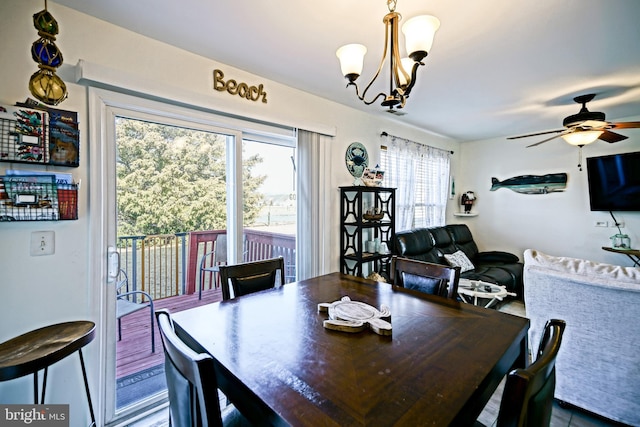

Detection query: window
xmin=380 ymin=134 xmax=451 ymax=231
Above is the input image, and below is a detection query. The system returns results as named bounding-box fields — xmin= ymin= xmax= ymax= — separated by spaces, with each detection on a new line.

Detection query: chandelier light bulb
xmin=402 ymin=15 xmax=440 ymax=61
xmin=336 ymin=44 xmax=367 ymax=82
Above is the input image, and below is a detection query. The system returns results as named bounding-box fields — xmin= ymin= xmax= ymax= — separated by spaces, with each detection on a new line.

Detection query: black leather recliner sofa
xmin=392 ymin=224 xmax=523 ymax=298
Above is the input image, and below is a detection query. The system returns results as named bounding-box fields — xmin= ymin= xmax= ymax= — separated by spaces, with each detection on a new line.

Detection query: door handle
xmin=107 ymin=246 xmax=120 ymax=282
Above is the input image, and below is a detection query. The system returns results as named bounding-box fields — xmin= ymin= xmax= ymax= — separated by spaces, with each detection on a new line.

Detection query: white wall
xmin=454 ymin=130 xmax=640 ymax=265
xmin=0 ymin=1 xmax=459 ymax=425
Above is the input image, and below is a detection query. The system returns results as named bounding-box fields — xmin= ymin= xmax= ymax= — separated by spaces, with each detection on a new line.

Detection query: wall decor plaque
xmin=490 ymin=173 xmax=567 ymax=194
xmin=345 ymin=141 xmax=368 ymax=185
xmin=213 ymin=69 xmax=267 ymax=103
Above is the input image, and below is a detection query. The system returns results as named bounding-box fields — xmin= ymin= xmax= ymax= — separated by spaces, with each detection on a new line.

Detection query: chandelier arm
xmin=357 ymin=13 xmax=395 ymax=105
xmin=389 ymin=13 xmax=410 ymax=92
xmin=401 ymin=61 xmax=422 ymax=98
xmin=347 ymin=82 xmax=389 ymax=105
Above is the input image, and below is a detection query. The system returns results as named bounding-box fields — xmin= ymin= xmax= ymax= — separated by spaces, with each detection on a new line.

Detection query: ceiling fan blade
xmin=598 ymin=130 xmax=628 ymax=143
xmin=508 ymin=129 xmax=564 ymax=140
xmin=526 ymin=132 xmax=566 ymax=148
xmin=609 ymin=121 xmax=640 ymax=129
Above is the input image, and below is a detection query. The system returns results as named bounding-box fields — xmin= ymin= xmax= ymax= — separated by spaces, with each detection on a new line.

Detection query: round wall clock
xmin=345 ymin=142 xmax=369 ymax=181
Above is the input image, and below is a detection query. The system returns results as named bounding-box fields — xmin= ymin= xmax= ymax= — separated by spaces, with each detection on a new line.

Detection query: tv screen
xmin=586 ymin=151 xmax=640 ymax=212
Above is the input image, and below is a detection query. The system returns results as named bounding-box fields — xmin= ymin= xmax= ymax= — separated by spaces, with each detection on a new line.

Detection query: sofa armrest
xmin=475 ymin=251 xmax=520 ymax=264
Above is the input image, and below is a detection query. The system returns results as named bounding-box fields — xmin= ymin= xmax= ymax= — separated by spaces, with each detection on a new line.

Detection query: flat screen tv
xmin=586 ymin=151 xmax=640 ymax=211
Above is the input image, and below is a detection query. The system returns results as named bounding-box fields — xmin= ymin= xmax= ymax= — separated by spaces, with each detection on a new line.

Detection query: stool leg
xmin=33 ymin=372 xmax=38 ymax=404
xmin=40 ymin=367 xmax=48 ymax=403
xmin=78 ymin=349 xmax=96 ymax=426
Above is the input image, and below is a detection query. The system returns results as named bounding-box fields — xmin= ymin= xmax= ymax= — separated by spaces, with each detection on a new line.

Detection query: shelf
xmin=344 ymin=253 xmax=391 ymax=261
xmin=340 ymin=185 xmax=396 ymax=192
xmin=343 ymin=221 xmax=393 ymax=227
xmin=340 ymin=186 xmax=395 ymax=279
xmin=453 ymin=212 xmax=478 ymax=217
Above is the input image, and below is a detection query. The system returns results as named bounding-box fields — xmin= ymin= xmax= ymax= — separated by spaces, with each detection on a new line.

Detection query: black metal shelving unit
xmin=340 ymin=186 xmax=395 ymax=279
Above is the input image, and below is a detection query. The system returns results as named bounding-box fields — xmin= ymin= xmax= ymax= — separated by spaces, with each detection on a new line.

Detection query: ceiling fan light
xmin=336 ymin=44 xmax=367 ymax=81
xmin=562 ymin=130 xmax=603 ymax=146
xmin=402 ymin=15 xmax=440 ymax=62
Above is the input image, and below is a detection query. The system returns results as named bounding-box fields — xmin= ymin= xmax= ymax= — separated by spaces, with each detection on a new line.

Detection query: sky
xmin=244 ymin=140 xmax=295 ymax=195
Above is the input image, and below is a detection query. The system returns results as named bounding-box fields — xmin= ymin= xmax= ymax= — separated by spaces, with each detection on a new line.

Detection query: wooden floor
xmin=116 ymin=287 xmax=223 ymax=378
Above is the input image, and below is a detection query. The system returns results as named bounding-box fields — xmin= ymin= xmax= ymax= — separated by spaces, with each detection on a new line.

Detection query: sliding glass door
xmin=91 ymin=90 xmax=297 ymax=424
xmin=242 ymin=139 xmax=296 ymax=281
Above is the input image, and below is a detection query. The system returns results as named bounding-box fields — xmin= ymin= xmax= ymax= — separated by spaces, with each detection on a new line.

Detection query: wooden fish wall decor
xmin=490 ymin=173 xmax=567 ymax=194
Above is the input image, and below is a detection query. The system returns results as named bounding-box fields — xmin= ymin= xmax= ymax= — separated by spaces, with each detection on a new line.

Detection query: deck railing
xmin=117 ymin=230 xmax=295 ymax=301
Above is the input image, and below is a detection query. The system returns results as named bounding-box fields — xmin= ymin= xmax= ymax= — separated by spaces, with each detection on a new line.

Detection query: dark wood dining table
xmin=172 ymin=272 xmax=529 ymax=426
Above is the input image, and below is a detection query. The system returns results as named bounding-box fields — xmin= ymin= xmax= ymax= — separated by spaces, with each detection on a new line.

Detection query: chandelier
xmin=336 ymin=0 xmax=439 ymax=111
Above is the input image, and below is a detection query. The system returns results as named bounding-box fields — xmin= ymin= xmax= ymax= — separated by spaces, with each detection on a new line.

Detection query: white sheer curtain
xmin=297 ymin=129 xmax=332 ymax=279
xmin=380 ymin=133 xmax=451 ymax=231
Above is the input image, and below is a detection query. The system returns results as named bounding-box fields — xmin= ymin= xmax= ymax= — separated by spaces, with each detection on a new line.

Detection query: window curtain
xmin=297 ymin=129 xmax=332 ymax=279
xmin=381 ymin=134 xmax=451 ymax=231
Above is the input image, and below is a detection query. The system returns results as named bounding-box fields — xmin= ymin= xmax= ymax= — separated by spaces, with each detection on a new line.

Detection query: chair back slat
xmin=219 ymin=257 xmax=285 ymax=301
xmin=391 ymin=256 xmax=460 ymax=299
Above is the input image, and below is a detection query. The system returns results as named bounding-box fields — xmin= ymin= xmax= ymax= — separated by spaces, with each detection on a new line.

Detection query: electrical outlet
xmin=612 ymin=221 xmax=625 ymax=228
xmin=30 ymin=231 xmax=55 ymax=256
xmin=594 ymin=221 xmax=608 ymax=228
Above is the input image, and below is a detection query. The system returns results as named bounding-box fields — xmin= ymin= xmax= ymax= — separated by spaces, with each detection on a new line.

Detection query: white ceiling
xmin=54 ymin=0 xmax=640 ymax=143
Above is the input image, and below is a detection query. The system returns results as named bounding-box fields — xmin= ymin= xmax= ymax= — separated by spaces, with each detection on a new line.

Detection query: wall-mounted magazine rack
xmin=0 ymin=175 xmax=78 ymax=221
xmin=0 ymin=104 xmax=79 ymax=167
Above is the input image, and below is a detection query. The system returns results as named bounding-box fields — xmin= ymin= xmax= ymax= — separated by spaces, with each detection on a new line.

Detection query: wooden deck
xmin=116 ymin=288 xmax=223 ymax=379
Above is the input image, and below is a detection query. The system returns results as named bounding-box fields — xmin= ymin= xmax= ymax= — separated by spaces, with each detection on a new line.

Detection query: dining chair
xmin=219 ymin=257 xmax=285 ymax=301
xmin=116 ymin=269 xmax=155 ymax=352
xmin=198 ymin=234 xmax=227 ymax=300
xmin=475 ymin=318 xmax=567 ymax=427
xmin=390 ymin=255 xmax=461 ymax=299
xmin=155 ymin=309 xmax=250 ymax=427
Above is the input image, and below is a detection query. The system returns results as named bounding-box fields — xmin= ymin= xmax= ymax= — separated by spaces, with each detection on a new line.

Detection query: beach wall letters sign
xmin=490 ymin=173 xmax=567 ymax=194
xmin=213 ymin=69 xmax=267 ymax=103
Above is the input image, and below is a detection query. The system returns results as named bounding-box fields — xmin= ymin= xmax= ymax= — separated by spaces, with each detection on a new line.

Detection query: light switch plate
xmin=30 ymin=231 xmax=55 ymax=256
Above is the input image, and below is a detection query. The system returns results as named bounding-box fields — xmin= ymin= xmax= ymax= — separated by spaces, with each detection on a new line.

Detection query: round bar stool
xmin=0 ymin=321 xmax=96 ymax=426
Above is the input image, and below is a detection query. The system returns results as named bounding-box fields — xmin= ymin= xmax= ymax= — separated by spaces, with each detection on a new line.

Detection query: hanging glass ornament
xmin=31 ymin=38 xmax=63 ymax=68
xmin=33 ymin=8 xmax=59 ymax=36
xmin=29 ymin=69 xmax=67 ymax=105
xmin=28 ymin=0 xmax=67 ymax=105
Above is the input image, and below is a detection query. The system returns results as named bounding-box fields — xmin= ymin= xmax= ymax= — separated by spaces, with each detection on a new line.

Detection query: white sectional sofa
xmin=523 ymin=249 xmax=640 ymax=426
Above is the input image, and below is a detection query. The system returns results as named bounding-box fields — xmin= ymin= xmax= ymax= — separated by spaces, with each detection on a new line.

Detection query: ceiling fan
xmin=508 ymin=94 xmax=640 ymax=148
